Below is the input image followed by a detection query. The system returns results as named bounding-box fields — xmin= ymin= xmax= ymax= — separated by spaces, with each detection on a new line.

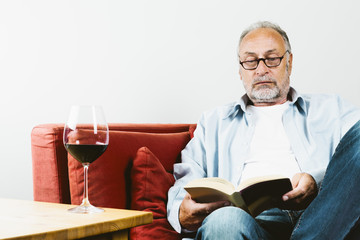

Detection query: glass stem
xmin=82 ymin=163 xmax=91 ymax=207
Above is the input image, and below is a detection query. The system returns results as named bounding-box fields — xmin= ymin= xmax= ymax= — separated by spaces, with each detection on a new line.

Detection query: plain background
xmin=0 ymin=0 xmax=359 ymax=200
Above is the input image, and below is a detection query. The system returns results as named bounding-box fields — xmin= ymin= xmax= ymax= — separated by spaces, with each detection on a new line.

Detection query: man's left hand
xmin=281 ymin=172 xmax=318 ymax=210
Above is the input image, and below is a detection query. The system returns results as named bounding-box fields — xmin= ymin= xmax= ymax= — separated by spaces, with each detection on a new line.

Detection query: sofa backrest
xmin=31 ymin=123 xmax=196 ymax=209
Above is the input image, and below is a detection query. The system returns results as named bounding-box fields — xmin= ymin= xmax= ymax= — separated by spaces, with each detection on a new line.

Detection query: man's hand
xmin=281 ymin=172 xmax=318 ymax=210
xmin=179 ymin=193 xmax=230 ymax=231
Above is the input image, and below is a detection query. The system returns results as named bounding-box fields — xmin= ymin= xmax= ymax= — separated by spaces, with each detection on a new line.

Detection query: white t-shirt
xmin=240 ymin=101 xmax=301 ymax=183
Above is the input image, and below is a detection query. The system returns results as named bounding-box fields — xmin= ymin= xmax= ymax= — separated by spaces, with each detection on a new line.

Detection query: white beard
xmin=251 ymin=84 xmax=280 ymax=102
xmin=244 ymin=75 xmax=289 ymax=103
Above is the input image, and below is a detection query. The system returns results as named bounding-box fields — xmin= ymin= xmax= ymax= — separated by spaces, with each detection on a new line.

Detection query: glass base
xmin=68 ymin=204 xmax=104 ymax=214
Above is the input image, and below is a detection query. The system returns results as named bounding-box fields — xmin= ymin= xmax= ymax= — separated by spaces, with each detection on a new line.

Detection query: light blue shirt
xmin=167 ymin=88 xmax=360 ymax=233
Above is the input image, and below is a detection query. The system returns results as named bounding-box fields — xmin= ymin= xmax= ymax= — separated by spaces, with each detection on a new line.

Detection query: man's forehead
xmin=239 ymin=28 xmax=286 ymax=55
xmin=243 ymin=49 xmax=278 ymax=56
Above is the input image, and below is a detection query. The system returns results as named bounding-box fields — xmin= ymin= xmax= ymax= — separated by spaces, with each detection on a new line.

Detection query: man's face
xmin=238 ymin=28 xmax=293 ymax=106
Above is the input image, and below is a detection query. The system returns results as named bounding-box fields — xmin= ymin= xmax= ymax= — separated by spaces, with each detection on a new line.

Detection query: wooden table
xmin=0 ymin=198 xmax=153 ymax=240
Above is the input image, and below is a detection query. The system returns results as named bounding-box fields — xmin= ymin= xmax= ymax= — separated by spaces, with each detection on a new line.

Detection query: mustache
xmin=252 ymin=76 xmax=277 ymax=85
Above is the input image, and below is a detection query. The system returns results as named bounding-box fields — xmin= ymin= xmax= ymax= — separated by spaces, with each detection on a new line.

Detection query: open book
xmin=184 ymin=175 xmax=292 ymax=217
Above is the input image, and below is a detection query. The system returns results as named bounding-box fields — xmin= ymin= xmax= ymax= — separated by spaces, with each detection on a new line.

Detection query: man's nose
xmin=256 ymin=59 xmax=269 ymax=75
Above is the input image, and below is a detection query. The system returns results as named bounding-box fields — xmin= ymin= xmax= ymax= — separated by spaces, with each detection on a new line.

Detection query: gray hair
xmin=238 ymin=21 xmax=292 ymax=54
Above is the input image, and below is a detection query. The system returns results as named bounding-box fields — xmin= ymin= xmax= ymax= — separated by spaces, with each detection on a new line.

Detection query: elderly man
xmin=167 ymin=21 xmax=360 ymax=239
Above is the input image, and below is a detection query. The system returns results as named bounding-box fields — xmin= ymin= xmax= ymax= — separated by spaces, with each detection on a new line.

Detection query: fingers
xmin=281 ymin=173 xmax=318 ymax=210
xmin=282 ymin=182 xmax=307 ymax=201
xmin=282 ymin=189 xmax=299 ymax=201
xmin=182 ymin=193 xmax=230 ymax=216
xmin=179 ymin=193 xmax=230 ymax=231
xmin=283 ymin=173 xmax=314 ymax=200
xmin=195 ymin=200 xmax=231 ymax=215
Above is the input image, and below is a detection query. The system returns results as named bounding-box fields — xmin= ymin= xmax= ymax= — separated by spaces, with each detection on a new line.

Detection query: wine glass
xmin=63 ymin=105 xmax=109 ymax=213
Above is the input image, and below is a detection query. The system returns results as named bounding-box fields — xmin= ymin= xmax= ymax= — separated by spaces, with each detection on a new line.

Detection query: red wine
xmin=65 ymin=144 xmax=108 ymax=164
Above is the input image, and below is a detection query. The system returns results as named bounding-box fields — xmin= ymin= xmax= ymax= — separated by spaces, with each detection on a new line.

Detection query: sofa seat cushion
xmin=68 ymin=130 xmax=190 ymax=209
xmin=130 ymin=147 xmax=180 ymax=239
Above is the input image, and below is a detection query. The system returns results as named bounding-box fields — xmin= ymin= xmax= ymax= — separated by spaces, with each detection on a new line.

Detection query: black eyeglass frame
xmin=239 ymin=50 xmax=290 ymax=70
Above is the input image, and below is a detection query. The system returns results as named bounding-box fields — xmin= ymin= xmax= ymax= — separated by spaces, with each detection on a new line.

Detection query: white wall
xmin=0 ymin=0 xmax=359 ymax=200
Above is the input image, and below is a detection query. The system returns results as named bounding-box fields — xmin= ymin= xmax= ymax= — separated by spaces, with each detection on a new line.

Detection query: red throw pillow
xmin=130 ymin=147 xmax=181 ymax=240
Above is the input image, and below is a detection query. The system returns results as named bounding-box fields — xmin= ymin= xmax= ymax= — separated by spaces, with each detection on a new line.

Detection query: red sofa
xmin=31 ymin=123 xmax=196 ymax=239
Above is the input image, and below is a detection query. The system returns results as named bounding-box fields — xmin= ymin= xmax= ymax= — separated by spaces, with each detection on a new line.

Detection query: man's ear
xmin=287 ymin=53 xmax=293 ymax=76
xmin=239 ymin=69 xmax=243 ymax=80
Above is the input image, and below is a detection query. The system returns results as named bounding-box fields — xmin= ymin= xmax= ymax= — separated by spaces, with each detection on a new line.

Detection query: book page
xmin=184 ymin=177 xmax=235 ymax=195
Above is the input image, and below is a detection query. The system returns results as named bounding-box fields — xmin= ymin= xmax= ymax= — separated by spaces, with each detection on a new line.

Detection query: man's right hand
xmin=179 ymin=193 xmax=230 ymax=231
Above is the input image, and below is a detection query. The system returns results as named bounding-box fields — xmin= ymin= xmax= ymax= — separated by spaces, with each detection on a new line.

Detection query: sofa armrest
xmin=31 ymin=124 xmax=70 ymax=203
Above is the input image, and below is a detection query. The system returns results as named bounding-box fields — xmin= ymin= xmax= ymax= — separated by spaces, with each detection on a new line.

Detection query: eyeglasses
xmin=239 ymin=50 xmax=290 ymax=70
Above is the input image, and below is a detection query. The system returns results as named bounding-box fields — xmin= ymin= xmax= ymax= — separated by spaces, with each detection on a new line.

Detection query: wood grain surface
xmin=0 ymin=198 xmax=152 ymax=240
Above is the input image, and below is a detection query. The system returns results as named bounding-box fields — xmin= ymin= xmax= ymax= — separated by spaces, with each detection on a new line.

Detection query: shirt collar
xmin=223 ymin=87 xmax=308 ymax=119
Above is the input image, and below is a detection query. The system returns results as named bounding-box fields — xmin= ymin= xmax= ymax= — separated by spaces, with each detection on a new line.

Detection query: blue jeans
xmin=196 ymin=207 xmax=301 ymax=240
xmin=196 ymin=120 xmax=360 ymax=240
xmin=291 ymin=120 xmax=360 ymax=240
